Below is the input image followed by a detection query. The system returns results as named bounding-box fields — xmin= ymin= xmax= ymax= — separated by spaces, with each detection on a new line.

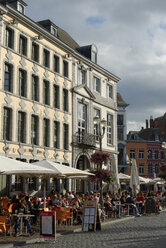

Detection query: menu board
xmin=83 ymin=201 xmax=97 ymax=232
xmin=145 ymin=197 xmax=157 ymax=214
xmin=40 ymin=211 xmax=56 ymax=239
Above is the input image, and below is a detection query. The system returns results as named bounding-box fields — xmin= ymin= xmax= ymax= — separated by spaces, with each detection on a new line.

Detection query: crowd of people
xmin=0 ymin=189 xmax=166 ymax=236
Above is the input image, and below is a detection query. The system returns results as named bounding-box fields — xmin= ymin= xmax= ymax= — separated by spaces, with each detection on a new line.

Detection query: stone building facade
xmin=0 ymin=0 xmax=120 ymax=195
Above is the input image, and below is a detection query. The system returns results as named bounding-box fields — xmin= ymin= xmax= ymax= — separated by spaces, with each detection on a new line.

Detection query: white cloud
xmin=26 ymin=0 xmax=166 ymax=132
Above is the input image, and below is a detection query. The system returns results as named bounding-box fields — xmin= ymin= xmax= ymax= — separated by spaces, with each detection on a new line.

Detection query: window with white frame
xmin=18 ymin=111 xmax=26 ymax=143
xmin=63 ymin=89 xmax=68 ymax=112
xmin=31 ymin=115 xmax=39 ymax=145
xmin=54 ymin=121 xmax=60 ymax=148
xmin=54 ymin=55 xmax=60 ymax=73
xmin=154 ymin=150 xmax=159 ymax=159
xmin=78 ymin=68 xmax=86 ymax=85
xmin=32 ymin=75 xmax=39 ymax=102
xmin=19 ymin=69 xmax=27 ymax=97
xmin=19 ymin=35 xmax=27 ymax=56
xmin=43 ymin=118 xmax=50 ymax=147
xmin=107 ymin=114 xmax=113 ymax=145
xmin=3 ymin=107 xmax=12 ymax=141
xmin=43 ymin=80 xmax=50 ymax=105
xmin=93 ymin=108 xmax=100 ymax=141
xmin=43 ymin=49 xmax=50 ymax=68
xmin=51 ymin=26 xmax=57 ymax=36
xmin=32 ymin=42 xmax=39 ymax=62
xmin=63 ymin=60 xmax=68 ymax=78
xmin=148 ymin=149 xmax=152 ymax=159
xmin=106 ymin=84 xmax=113 ymax=98
xmin=53 ymin=84 xmax=60 ymax=109
xmin=77 ymin=102 xmax=87 ymax=137
xmin=93 ymin=76 xmax=100 ymax=93
xmin=130 ymin=150 xmax=135 ymax=159
xmin=5 ymin=27 xmax=14 ymax=49
xmin=139 ymin=164 xmax=144 ymax=175
xmin=4 ymin=62 xmax=13 ymax=93
xmin=63 ymin=123 xmax=69 ymax=150
xmin=139 ymin=150 xmax=144 ymax=159
xmin=18 ymin=3 xmax=25 ymax=14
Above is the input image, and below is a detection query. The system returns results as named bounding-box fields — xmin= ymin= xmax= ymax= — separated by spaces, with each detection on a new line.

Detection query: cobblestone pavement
xmin=16 ymin=212 xmax=166 ymax=248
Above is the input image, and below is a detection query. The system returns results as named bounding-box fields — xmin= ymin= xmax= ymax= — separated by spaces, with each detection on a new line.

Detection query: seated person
xmin=48 ymin=195 xmax=62 ymax=210
xmin=104 ymin=196 xmax=116 ymax=217
xmin=136 ymin=192 xmax=145 ymax=214
xmin=12 ymin=199 xmax=34 ymax=236
xmin=126 ymin=193 xmax=141 ymax=217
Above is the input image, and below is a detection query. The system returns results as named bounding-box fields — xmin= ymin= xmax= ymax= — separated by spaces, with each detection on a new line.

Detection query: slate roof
xmin=0 ymin=0 xmax=27 ymax=6
xmin=117 ymin=93 xmax=129 ymax=107
xmin=38 ymin=19 xmax=79 ymax=50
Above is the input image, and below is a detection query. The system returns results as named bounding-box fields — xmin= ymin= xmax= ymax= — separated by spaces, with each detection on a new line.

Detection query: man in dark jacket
xmin=126 ymin=194 xmax=141 ymax=217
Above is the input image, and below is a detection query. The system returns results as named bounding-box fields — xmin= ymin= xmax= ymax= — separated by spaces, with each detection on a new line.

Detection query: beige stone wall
xmin=0 ymin=14 xmax=72 ymax=164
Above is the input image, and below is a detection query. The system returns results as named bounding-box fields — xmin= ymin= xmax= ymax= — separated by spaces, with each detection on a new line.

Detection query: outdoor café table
xmin=115 ymin=203 xmax=127 ymax=218
xmin=14 ymin=213 xmax=34 ymax=236
xmin=125 ymin=203 xmax=134 ymax=216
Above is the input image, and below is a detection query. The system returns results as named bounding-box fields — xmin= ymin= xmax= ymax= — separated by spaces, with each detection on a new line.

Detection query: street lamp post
xmin=93 ymin=116 xmax=107 ymax=209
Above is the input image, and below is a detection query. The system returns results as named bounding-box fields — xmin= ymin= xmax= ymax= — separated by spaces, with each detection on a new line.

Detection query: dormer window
xmin=0 ymin=0 xmax=27 ymax=14
xmin=91 ymin=44 xmax=98 ymax=63
xmin=51 ymin=26 xmax=57 ymax=37
xmin=18 ymin=3 xmax=25 ymax=14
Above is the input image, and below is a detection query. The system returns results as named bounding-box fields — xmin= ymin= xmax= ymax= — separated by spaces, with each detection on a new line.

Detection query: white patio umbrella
xmin=139 ymin=176 xmax=154 ymax=185
xmin=33 ymin=160 xmax=94 ymax=177
xmin=0 ymin=155 xmax=56 ymax=177
xmin=33 ymin=159 xmax=94 ymax=207
xmin=118 ymin=173 xmax=131 ymax=181
xmin=0 ymin=157 xmax=94 ymax=207
xmin=130 ymin=159 xmax=140 ymax=195
xmin=0 ymin=155 xmax=64 ymax=200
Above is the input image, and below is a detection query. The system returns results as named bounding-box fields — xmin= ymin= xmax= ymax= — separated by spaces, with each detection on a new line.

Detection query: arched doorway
xmin=76 ymin=155 xmax=90 ymax=193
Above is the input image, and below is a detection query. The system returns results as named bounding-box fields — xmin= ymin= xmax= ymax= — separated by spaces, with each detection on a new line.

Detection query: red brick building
xmin=126 ymin=121 xmax=166 ymax=178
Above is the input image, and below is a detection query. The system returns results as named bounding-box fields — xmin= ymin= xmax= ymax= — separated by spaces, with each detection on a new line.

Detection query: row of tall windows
xmin=4 ymin=62 xmax=69 ymax=111
xmin=130 ymin=149 xmax=164 ymax=162
xmin=3 ymin=107 xmax=69 ymax=149
xmin=93 ymin=76 xmax=113 ymax=99
xmin=147 ymin=149 xmax=164 ymax=160
xmin=5 ymin=27 xmax=68 ymax=77
xmin=148 ymin=163 xmax=159 ymax=175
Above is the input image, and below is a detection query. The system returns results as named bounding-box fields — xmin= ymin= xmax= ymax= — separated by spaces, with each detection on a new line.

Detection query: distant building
xmin=126 ymin=117 xmax=166 ymax=178
xmin=117 ymin=93 xmax=129 ymax=173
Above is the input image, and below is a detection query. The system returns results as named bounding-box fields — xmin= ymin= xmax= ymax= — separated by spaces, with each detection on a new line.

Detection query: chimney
xmin=146 ymin=119 xmax=148 ymax=129
xmin=150 ymin=116 xmax=153 ymax=128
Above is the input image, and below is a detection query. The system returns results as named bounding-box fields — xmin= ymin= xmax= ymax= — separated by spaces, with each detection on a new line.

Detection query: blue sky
xmin=26 ymin=0 xmax=166 ymax=132
xmin=86 ymin=16 xmax=106 ymax=25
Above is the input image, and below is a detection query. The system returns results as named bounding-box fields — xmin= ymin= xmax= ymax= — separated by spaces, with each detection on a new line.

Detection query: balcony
xmin=72 ymin=132 xmax=96 ymax=149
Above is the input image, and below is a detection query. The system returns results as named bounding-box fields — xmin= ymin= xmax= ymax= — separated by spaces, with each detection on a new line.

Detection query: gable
xmin=72 ymin=85 xmax=95 ymax=99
